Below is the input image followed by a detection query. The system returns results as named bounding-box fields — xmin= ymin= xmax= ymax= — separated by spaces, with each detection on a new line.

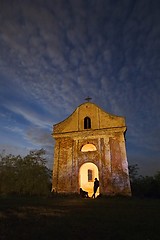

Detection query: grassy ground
xmin=0 ymin=196 xmax=160 ymax=240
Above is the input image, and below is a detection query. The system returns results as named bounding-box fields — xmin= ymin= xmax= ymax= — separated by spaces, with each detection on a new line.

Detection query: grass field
xmin=0 ymin=196 xmax=160 ymax=240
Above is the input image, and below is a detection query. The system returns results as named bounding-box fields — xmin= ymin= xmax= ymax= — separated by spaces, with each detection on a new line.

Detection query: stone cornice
xmin=52 ymin=126 xmax=127 ymax=139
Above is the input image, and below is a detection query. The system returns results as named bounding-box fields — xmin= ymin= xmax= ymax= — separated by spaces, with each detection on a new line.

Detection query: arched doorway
xmin=79 ymin=162 xmax=99 ymax=197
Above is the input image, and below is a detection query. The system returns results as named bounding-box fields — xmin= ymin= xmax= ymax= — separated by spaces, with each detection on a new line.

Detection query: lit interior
xmin=81 ymin=144 xmax=97 ymax=152
xmin=79 ymin=162 xmax=99 ymax=197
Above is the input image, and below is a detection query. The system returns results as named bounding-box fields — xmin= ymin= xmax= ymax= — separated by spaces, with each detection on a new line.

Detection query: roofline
xmin=53 ymin=101 xmax=125 ymax=127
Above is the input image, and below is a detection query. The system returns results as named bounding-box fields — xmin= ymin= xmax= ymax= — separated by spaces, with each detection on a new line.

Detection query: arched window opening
xmin=84 ymin=117 xmax=91 ymax=129
xmin=81 ymin=144 xmax=97 ymax=152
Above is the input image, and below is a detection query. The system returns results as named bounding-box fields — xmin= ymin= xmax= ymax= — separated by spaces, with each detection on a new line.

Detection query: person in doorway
xmin=92 ymin=178 xmax=99 ymax=198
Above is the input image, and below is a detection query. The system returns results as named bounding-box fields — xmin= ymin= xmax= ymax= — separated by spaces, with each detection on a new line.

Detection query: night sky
xmin=0 ymin=0 xmax=159 ymax=175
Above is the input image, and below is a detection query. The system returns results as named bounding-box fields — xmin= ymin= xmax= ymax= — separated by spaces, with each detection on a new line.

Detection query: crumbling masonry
xmin=52 ymin=101 xmax=131 ymax=196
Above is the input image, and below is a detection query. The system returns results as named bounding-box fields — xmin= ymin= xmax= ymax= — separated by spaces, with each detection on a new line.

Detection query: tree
xmin=0 ymin=149 xmax=52 ymax=196
xmin=128 ymin=164 xmax=139 ymax=183
xmin=129 ymin=164 xmax=160 ymax=198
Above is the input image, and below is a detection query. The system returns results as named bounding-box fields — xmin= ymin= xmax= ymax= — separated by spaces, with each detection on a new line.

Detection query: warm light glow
xmin=81 ymin=144 xmax=97 ymax=152
xmin=79 ymin=162 xmax=99 ymax=197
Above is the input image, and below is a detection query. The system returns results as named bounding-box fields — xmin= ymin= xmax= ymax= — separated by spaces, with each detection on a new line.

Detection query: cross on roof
xmin=85 ymin=96 xmax=92 ymax=102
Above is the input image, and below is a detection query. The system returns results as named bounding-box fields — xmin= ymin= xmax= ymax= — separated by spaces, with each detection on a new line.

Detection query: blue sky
xmin=0 ymin=0 xmax=159 ymax=175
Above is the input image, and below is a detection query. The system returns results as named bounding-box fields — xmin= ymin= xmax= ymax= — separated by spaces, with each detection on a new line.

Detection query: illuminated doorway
xmin=79 ymin=162 xmax=99 ymax=197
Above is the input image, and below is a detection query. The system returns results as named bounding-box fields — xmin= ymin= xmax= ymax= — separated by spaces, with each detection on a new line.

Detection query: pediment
xmin=53 ymin=102 xmax=126 ymax=134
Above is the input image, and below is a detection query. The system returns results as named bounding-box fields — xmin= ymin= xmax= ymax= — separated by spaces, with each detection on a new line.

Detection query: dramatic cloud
xmin=0 ymin=0 xmax=159 ymax=174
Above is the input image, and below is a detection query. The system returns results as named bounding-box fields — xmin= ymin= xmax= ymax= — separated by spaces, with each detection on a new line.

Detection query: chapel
xmin=52 ymin=100 xmax=131 ymax=197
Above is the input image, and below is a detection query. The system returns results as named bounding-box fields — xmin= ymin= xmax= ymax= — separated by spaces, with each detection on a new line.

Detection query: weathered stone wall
xmin=52 ymin=102 xmax=131 ymax=196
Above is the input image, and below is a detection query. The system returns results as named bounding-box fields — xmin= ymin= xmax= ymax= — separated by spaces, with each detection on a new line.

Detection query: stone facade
xmin=52 ymin=102 xmax=131 ymax=196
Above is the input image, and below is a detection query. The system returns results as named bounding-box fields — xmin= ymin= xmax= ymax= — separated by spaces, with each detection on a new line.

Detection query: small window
xmin=88 ymin=169 xmax=93 ymax=182
xmin=84 ymin=117 xmax=91 ymax=129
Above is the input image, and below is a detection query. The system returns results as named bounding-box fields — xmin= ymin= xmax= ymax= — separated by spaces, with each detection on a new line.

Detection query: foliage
xmin=128 ymin=164 xmax=139 ymax=182
xmin=129 ymin=164 xmax=160 ymax=198
xmin=0 ymin=149 xmax=52 ymax=196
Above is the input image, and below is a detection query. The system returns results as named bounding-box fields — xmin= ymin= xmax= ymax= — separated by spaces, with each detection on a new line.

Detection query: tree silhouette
xmin=0 ymin=149 xmax=52 ymax=196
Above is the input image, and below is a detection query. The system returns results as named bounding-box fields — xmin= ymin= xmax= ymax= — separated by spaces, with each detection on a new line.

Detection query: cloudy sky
xmin=0 ymin=0 xmax=159 ymax=175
